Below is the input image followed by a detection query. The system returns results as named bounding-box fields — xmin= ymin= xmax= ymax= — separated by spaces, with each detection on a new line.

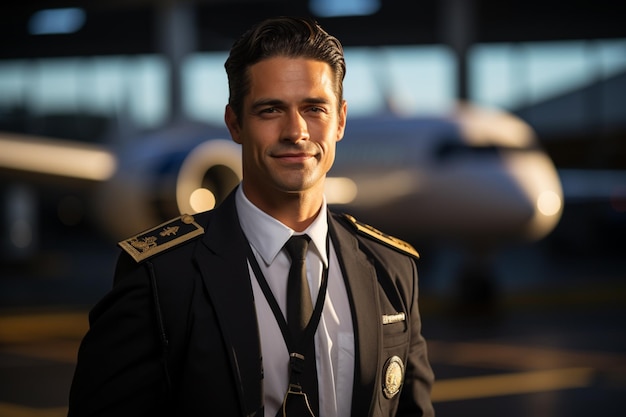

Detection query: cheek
xmin=242 ymin=137 xmax=271 ymax=170
xmin=321 ymin=141 xmax=337 ymax=166
xmin=246 ymin=122 xmax=277 ymax=148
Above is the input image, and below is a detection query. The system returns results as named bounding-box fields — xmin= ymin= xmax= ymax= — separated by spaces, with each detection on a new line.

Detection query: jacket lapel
xmin=191 ymin=200 xmax=381 ymax=416
xmin=194 ymin=192 xmax=263 ymax=417
xmin=329 ymin=214 xmax=381 ymax=417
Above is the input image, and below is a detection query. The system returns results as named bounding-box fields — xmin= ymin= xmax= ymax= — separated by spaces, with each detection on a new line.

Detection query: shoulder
xmin=118 ymin=213 xmax=206 ymax=263
xmin=334 ymin=213 xmax=419 ymax=260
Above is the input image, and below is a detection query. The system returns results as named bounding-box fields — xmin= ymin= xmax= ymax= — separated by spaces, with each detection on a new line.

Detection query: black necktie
xmin=283 ymin=235 xmax=318 ymax=417
xmin=285 ymin=235 xmax=313 ymax=343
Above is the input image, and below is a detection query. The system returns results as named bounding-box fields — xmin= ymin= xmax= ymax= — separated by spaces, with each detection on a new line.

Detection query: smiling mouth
xmin=274 ymin=153 xmax=314 ymax=163
xmin=271 ymin=142 xmax=319 ymax=164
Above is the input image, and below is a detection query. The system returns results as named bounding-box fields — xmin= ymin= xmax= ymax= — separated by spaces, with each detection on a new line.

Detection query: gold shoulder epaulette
xmin=118 ymin=214 xmax=205 ymax=262
xmin=342 ymin=214 xmax=419 ymax=259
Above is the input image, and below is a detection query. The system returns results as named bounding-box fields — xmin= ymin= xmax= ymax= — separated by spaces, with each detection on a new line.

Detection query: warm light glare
xmin=537 ymin=190 xmax=562 ymax=216
xmin=456 ymin=103 xmax=535 ymax=148
xmin=0 ymin=134 xmax=117 ymax=181
xmin=189 ymin=188 xmax=216 ymax=213
xmin=325 ymin=177 xmax=358 ymax=204
xmin=432 ymin=367 xmax=594 ymax=402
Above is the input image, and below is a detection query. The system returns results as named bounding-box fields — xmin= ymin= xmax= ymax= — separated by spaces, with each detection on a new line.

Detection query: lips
xmin=271 ymin=145 xmax=317 ymax=163
xmin=273 ymin=152 xmax=314 ymax=163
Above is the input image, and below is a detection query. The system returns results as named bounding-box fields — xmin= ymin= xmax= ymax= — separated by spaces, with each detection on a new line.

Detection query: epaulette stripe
xmin=118 ymin=214 xmax=204 ymax=263
xmin=342 ymin=213 xmax=419 ymax=259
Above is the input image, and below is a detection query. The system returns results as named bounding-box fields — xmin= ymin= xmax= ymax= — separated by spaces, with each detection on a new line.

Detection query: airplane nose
xmin=504 ymin=150 xmax=564 ymax=241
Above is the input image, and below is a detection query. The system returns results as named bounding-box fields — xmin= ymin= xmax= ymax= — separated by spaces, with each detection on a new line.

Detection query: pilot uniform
xmin=68 ymin=189 xmax=435 ymax=417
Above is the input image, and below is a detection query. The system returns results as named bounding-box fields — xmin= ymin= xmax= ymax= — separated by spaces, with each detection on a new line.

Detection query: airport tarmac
xmin=1 ymin=225 xmax=625 ymax=416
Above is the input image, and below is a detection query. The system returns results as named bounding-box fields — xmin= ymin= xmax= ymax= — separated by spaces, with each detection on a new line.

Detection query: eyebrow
xmin=251 ymin=97 xmax=331 ymax=110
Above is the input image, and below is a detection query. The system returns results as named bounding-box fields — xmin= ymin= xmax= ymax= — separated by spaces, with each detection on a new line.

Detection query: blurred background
xmin=0 ymin=0 xmax=624 ymax=416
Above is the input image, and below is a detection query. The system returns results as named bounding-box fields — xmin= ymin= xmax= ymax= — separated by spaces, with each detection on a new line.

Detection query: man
xmin=68 ymin=16 xmax=434 ymax=417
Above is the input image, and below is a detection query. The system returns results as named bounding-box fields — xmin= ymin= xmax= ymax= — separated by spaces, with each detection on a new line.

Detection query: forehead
xmin=245 ymin=57 xmax=337 ymax=102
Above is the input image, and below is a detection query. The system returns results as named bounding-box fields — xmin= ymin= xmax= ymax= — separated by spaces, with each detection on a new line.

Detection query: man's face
xmin=226 ymin=56 xmax=347 ymax=203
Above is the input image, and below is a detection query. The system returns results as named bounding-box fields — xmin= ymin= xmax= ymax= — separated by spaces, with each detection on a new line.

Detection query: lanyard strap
xmin=245 ymin=235 xmax=329 ymax=356
xmin=247 ymin=235 xmax=330 ymax=417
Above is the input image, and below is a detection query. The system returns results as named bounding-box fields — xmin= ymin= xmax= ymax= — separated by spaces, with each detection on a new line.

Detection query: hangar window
xmin=0 ymin=39 xmax=623 ymax=143
xmin=469 ymin=39 xmax=626 ymax=134
xmin=183 ymin=45 xmax=456 ymax=124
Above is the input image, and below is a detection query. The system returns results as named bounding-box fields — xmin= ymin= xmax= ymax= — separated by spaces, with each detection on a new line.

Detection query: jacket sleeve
xmin=396 ymin=257 xmax=435 ymax=417
xmin=68 ymin=252 xmax=170 ymax=416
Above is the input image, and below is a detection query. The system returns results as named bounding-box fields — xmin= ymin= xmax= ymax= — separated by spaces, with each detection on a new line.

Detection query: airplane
xmin=0 ymin=102 xmax=564 ymax=300
xmin=89 ymin=103 xmax=563 ymax=242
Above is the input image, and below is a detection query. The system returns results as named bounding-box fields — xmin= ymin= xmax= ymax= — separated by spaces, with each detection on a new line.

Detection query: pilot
xmin=68 ymin=16 xmax=434 ymax=417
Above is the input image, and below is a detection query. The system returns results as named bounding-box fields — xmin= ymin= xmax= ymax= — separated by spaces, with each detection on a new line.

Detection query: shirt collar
xmin=235 ymin=185 xmax=329 ymax=267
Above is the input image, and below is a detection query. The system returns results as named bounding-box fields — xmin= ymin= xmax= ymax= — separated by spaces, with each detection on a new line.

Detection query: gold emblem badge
xmin=118 ymin=214 xmax=204 ymax=262
xmin=129 ymin=236 xmax=157 ymax=252
xmin=382 ymin=356 xmax=404 ymax=399
xmin=159 ymin=226 xmax=179 ymax=237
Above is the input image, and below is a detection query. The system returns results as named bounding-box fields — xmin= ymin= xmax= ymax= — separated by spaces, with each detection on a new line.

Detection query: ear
xmin=225 ymin=105 xmax=242 ymax=144
xmin=336 ymin=100 xmax=347 ymax=142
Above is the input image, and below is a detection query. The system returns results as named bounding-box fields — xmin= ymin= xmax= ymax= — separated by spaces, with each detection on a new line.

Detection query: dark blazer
xmin=68 ymin=191 xmax=434 ymax=417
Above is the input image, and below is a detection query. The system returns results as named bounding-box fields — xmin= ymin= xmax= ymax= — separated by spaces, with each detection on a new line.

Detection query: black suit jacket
xmin=68 ymin=192 xmax=434 ymax=416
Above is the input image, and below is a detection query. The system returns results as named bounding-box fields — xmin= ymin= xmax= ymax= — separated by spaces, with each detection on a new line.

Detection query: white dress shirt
xmin=235 ymin=185 xmax=354 ymax=417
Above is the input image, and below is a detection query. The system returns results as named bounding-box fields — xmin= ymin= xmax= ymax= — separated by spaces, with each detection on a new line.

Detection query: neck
xmin=241 ymin=183 xmax=324 ymax=232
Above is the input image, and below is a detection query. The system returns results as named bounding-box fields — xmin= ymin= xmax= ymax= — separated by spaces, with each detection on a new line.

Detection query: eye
xmin=307 ymin=106 xmax=326 ymax=114
xmin=255 ymin=106 xmax=282 ymax=118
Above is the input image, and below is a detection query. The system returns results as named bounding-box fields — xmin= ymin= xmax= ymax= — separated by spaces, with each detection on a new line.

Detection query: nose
xmin=282 ymin=110 xmax=309 ymax=143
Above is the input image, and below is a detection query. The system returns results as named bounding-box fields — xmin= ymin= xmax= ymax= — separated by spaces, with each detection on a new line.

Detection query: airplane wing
xmin=0 ymin=131 xmax=118 ymax=260
xmin=0 ymin=131 xmax=117 ymax=182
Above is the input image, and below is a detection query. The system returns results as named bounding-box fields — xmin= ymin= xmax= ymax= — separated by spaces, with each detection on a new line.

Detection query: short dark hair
xmin=224 ymin=16 xmax=346 ymax=123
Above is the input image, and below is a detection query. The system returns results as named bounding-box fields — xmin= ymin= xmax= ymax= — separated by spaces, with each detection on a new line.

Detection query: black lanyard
xmin=246 ymin=235 xmax=330 ymax=417
xmin=245 ymin=235 xmax=329 ymax=355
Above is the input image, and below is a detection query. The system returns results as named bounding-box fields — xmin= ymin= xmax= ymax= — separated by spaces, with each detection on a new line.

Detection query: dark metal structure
xmin=1 ymin=0 xmax=625 ymax=59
